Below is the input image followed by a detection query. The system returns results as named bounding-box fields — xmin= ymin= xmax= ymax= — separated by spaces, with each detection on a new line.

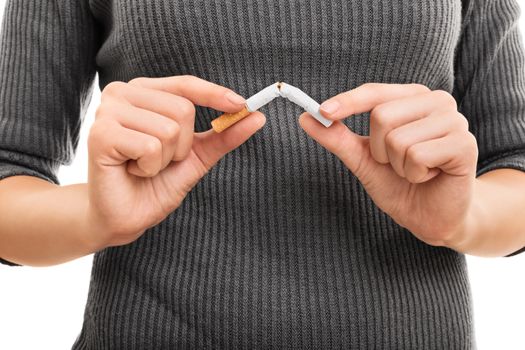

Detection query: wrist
xmin=447 ymin=204 xmax=480 ymax=254
xmin=445 ymin=179 xmax=486 ymax=254
xmin=82 ymin=204 xmax=109 ymax=253
xmin=84 ymin=192 xmax=146 ymax=249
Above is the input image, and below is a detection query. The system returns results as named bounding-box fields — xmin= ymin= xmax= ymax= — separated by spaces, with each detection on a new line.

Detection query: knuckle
xmin=361 ymin=82 xmax=379 ymax=91
xmin=465 ymin=131 xmax=479 ymax=157
xmin=177 ymin=100 xmax=196 ymax=119
xmin=143 ymin=138 xmax=162 ymax=156
xmin=178 ymin=74 xmax=195 ymax=82
xmin=406 ymin=145 xmax=424 ymax=164
xmin=102 ymin=81 xmax=127 ymax=97
xmin=333 ymin=92 xmax=353 ymax=109
xmin=431 ymin=90 xmax=457 ymax=109
xmin=409 ymin=83 xmax=431 ymax=93
xmin=384 ymin=130 xmax=398 ymax=146
xmin=455 ymin=113 xmax=469 ymax=130
xmin=161 ymin=122 xmax=180 ymax=142
xmin=129 ymin=77 xmax=148 ymax=86
xmin=385 ymin=131 xmax=407 ymax=153
xmin=371 ymin=105 xmax=394 ymax=130
xmin=360 ymin=83 xmax=382 ymax=98
xmin=466 ymin=130 xmax=478 ymax=145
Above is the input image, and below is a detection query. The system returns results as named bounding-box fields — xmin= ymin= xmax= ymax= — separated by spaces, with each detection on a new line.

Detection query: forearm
xmin=0 ymin=176 xmax=106 ymax=266
xmin=457 ymin=169 xmax=525 ymax=257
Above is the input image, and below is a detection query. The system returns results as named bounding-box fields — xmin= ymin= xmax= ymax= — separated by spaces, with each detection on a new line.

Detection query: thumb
xmin=192 ymin=111 xmax=267 ymax=170
xmin=299 ymin=113 xmax=370 ymax=177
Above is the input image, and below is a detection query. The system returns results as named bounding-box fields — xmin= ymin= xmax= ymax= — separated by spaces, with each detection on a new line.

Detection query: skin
xmin=0 ymin=75 xmax=266 ymax=266
xmin=0 ymin=79 xmax=524 ymax=266
xmin=301 ymin=83 xmax=525 ymax=257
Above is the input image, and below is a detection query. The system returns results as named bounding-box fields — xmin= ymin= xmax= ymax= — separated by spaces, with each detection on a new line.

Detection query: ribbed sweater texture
xmin=1 ymin=0 xmax=525 ymax=349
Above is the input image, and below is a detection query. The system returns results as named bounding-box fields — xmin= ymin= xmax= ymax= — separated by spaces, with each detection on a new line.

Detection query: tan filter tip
xmin=211 ymin=107 xmax=251 ymax=133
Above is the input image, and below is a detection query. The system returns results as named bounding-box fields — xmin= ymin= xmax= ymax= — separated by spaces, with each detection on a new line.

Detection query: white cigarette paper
xmin=278 ymin=83 xmax=333 ymax=127
xmin=246 ymin=82 xmax=281 ymax=112
xmin=245 ymin=82 xmax=333 ymax=127
xmin=211 ymin=81 xmax=333 ymax=133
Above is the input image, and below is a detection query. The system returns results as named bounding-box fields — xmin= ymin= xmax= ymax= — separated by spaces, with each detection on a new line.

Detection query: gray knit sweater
xmin=1 ymin=0 xmax=525 ymax=349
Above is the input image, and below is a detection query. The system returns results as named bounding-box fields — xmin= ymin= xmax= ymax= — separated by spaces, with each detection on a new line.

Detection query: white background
xmin=0 ymin=2 xmax=524 ymax=349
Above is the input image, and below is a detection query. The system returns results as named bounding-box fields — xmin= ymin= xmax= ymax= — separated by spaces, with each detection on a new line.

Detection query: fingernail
xmin=226 ymin=91 xmax=246 ymax=105
xmin=320 ymin=100 xmax=340 ymax=116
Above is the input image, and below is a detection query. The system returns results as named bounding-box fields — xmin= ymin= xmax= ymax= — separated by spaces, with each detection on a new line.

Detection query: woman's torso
xmin=74 ymin=1 xmax=474 ymax=349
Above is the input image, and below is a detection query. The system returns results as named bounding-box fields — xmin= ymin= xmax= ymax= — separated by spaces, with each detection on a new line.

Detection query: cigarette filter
xmin=210 ymin=107 xmax=252 ymax=133
xmin=211 ymin=81 xmax=333 ymax=133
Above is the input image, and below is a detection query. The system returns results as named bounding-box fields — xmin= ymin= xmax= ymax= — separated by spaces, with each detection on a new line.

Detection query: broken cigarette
xmin=211 ymin=82 xmax=333 ymax=133
xmin=279 ymin=83 xmax=333 ymax=128
xmin=210 ymin=107 xmax=252 ymax=133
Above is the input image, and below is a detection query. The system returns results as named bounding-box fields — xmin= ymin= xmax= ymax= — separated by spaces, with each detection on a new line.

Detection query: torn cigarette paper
xmin=245 ymin=82 xmax=281 ymax=112
xmin=211 ymin=82 xmax=333 ymax=133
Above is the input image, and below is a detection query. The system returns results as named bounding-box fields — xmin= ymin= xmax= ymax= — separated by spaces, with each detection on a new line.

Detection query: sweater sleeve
xmin=452 ymin=0 xmax=525 ymax=257
xmin=0 ymin=1 xmax=99 ymax=266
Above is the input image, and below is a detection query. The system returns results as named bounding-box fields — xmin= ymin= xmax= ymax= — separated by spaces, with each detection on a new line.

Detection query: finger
xmin=96 ymin=102 xmax=181 ymax=168
xmin=192 ymin=112 xmax=266 ymax=170
xmin=384 ymin=110 xmax=468 ymax=178
xmin=298 ymin=112 xmax=368 ymax=177
xmin=319 ymin=83 xmax=431 ymax=120
xmin=103 ymin=83 xmax=196 ymax=160
xmin=128 ymin=75 xmax=247 ymax=113
xmin=404 ymin=131 xmax=478 ymax=183
xmin=369 ymin=91 xmax=458 ymax=164
xmin=89 ymin=119 xmax=163 ymax=177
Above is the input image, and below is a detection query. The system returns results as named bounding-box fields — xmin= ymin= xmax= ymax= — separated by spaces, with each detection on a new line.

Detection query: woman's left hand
xmin=299 ymin=83 xmax=479 ymax=251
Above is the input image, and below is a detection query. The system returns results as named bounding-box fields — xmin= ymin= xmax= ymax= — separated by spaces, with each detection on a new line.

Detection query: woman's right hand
xmin=87 ymin=75 xmax=265 ymax=248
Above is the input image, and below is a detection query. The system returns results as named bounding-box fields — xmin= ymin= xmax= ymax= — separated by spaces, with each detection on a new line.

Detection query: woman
xmin=1 ymin=0 xmax=524 ymax=348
